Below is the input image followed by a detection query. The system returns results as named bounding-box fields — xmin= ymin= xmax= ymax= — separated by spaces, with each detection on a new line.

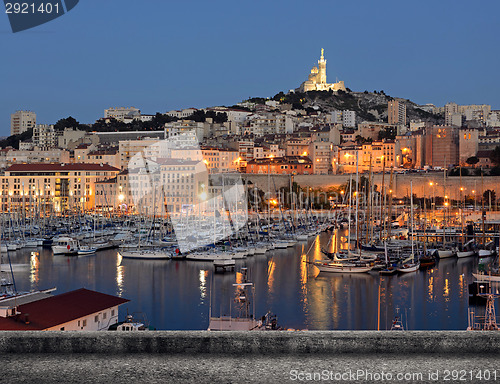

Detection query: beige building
xmin=445 ymin=103 xmax=460 ymax=126
xmin=104 ymin=107 xmax=140 ymax=122
xmin=337 ymin=141 xmax=395 ymax=173
xmin=201 ymin=147 xmax=240 ymax=173
xmin=86 ymin=148 xmax=120 ymax=169
xmin=388 ymin=100 xmax=406 ymax=126
xmin=299 ymin=49 xmax=346 ymax=92
xmin=10 ymin=110 xmax=36 ymax=136
xmin=424 ymin=125 xmax=459 ymax=167
xmin=459 ymin=128 xmax=479 ymax=165
xmin=308 ymin=141 xmax=332 ymax=174
xmin=1 ymin=163 xmax=119 ymax=213
xmin=4 ymin=148 xmax=70 ymax=168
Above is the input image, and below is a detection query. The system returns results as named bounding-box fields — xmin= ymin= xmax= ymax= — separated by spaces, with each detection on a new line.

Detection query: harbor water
xmin=3 ymin=230 xmax=494 ymax=331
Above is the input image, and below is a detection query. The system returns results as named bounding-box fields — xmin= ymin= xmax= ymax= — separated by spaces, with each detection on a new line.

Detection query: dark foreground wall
xmin=1 ymin=331 xmax=500 ymax=355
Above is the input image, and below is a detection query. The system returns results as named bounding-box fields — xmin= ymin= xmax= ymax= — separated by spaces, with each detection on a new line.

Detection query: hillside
xmin=271 ymin=90 xmax=444 ymax=125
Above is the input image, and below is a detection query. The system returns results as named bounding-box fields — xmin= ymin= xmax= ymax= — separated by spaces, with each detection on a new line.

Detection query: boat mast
xmin=410 ymin=181 xmax=414 ymax=261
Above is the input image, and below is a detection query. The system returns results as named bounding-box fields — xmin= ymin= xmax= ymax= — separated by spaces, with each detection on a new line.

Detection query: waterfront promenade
xmin=1 ymin=331 xmax=500 ymax=383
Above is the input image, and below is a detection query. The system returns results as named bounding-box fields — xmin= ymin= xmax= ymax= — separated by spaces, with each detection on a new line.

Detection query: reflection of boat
xmin=213 ymin=258 xmax=235 ymax=272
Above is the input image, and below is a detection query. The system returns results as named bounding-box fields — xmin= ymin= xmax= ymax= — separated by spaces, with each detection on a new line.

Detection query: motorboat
xmin=52 ymin=237 xmax=79 ymax=255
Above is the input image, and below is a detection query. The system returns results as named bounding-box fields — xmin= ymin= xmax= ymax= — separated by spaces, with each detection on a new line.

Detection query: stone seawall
xmin=242 ymin=174 xmax=500 ymax=200
xmin=1 ymin=331 xmax=500 ymax=355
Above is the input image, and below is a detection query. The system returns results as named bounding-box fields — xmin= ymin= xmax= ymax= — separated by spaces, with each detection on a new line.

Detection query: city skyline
xmin=1 ymin=0 xmax=500 ymax=135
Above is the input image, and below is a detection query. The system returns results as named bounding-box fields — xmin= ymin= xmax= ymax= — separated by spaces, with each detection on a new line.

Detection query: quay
xmin=1 ymin=332 xmax=500 ymax=383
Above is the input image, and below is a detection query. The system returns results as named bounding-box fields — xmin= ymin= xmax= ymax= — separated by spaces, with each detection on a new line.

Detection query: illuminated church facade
xmin=299 ymin=48 xmax=346 ymax=92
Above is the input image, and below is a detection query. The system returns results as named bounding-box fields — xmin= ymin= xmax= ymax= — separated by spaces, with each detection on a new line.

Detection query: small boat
xmin=472 ymin=272 xmax=500 ymax=282
xmin=379 ymin=265 xmax=398 ymax=275
xmin=457 ymin=240 xmax=476 ymax=258
xmin=311 ymin=260 xmax=373 ymax=274
xmin=397 ymin=255 xmax=420 ymax=273
xmin=119 ymin=249 xmax=171 ymax=260
xmin=77 ymin=246 xmax=97 ymax=255
xmin=437 ymin=249 xmax=455 ymax=259
xmin=419 ymin=251 xmax=437 ymax=269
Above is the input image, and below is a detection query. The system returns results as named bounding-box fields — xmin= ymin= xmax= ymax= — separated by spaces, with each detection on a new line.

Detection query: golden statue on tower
xmin=299 ymin=48 xmax=346 ymax=92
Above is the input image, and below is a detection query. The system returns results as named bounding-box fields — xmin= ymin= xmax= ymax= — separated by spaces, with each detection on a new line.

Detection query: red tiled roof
xmin=6 ymin=163 xmax=120 ymax=172
xmin=0 ymin=288 xmax=129 ymax=331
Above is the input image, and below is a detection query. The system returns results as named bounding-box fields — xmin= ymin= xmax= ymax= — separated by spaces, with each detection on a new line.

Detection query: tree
xmin=466 ymin=156 xmax=479 ymax=166
xmin=54 ymin=116 xmax=81 ymax=131
xmin=490 ymin=146 xmax=500 ymax=166
xmin=378 ymin=127 xmax=396 ymax=141
xmin=448 ymin=167 xmax=469 ymax=176
xmin=0 ymin=128 xmax=33 ymax=149
xmin=483 ymin=189 xmax=496 ymax=205
xmin=489 ymin=166 xmax=500 ymax=176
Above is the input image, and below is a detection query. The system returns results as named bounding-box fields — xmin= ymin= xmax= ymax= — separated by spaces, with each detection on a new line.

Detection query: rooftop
xmin=0 ymin=288 xmax=129 ymax=331
xmin=6 ymin=163 xmax=120 ymax=172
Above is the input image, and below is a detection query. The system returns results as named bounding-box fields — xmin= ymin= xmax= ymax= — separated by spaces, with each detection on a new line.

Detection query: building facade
xmin=11 ymin=110 xmax=36 ymax=136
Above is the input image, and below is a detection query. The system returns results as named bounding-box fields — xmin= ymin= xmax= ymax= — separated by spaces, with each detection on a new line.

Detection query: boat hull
xmin=314 ymin=262 xmax=372 ymax=273
xmin=472 ymin=273 xmax=500 ymax=282
xmin=119 ymin=250 xmax=170 ymax=260
xmin=456 ymin=250 xmax=475 ymax=258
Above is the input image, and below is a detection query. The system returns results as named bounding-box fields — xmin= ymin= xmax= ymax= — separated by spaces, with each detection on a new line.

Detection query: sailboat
xmin=379 ymin=242 xmax=397 ymax=275
xmin=397 ymin=181 xmax=420 ymax=273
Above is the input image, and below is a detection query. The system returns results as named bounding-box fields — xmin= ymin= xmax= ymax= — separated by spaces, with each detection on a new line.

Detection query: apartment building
xmin=246 ymin=156 xmax=313 ymax=175
xmin=0 ymin=163 xmax=120 ymax=213
xmin=11 ymin=110 xmax=36 ymax=136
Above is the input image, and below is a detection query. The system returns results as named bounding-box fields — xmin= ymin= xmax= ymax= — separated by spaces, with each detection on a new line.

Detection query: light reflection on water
xmin=4 ymin=230 xmax=497 ymax=331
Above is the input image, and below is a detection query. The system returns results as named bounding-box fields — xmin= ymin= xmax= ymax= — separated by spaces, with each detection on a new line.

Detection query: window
xmin=95 ymin=315 xmax=99 ymax=322
xmin=103 ymin=312 xmax=107 ymax=320
xmin=111 ymin=309 xmax=115 ymax=317
xmin=82 ymin=319 xmax=87 ymax=327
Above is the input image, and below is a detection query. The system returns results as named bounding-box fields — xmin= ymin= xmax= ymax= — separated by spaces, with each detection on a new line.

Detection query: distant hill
xmin=271 ymin=90 xmax=444 ymax=125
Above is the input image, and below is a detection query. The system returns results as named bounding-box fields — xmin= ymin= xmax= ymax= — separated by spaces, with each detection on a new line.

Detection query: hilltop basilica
xmin=299 ymin=48 xmax=346 ymax=92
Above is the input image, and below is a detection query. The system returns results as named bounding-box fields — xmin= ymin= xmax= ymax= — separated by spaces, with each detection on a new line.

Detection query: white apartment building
xmin=11 ymin=110 xmax=36 ymax=136
xmin=104 ymin=107 xmax=141 ymax=122
xmin=164 ymin=120 xmax=205 ymax=143
xmin=166 ymin=108 xmax=198 ymax=119
xmin=33 ymin=124 xmax=60 ymax=149
xmin=445 ymin=102 xmax=459 ymax=126
xmin=342 ymin=110 xmax=356 ymax=128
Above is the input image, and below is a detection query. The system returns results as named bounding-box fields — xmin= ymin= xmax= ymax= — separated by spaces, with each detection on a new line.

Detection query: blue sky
xmin=1 ymin=0 xmax=499 ymax=135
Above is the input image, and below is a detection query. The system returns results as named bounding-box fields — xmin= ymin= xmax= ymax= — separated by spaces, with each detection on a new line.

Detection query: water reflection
xmin=3 ymin=231 xmax=496 ymax=331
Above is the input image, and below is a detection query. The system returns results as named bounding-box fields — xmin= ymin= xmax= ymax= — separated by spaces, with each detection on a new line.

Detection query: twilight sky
xmin=1 ymin=0 xmax=499 ymax=135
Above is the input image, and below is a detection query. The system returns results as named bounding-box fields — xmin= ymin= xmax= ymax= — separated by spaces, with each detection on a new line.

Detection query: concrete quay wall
xmin=242 ymin=174 xmax=500 ymax=200
xmin=1 ymin=331 xmax=500 ymax=355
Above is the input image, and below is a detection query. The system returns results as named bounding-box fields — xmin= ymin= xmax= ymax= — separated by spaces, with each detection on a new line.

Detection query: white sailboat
xmin=397 ymin=181 xmax=420 ymax=273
